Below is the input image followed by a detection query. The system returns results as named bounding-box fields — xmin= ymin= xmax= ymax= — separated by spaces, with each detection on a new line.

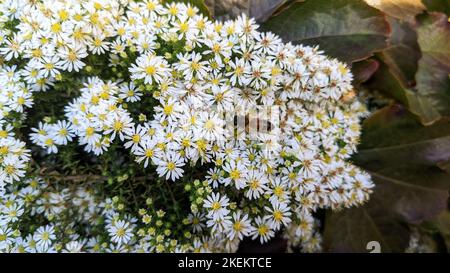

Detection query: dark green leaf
xmin=365 ymin=13 xmax=450 ymax=126
xmin=323 ymin=197 xmax=410 ymax=253
xmin=413 ymin=13 xmax=450 ymax=124
xmin=324 ymin=105 xmax=450 ymax=252
xmin=378 ymin=17 xmax=421 ymax=86
xmin=355 ymin=106 xmax=450 ymax=223
xmin=260 ymin=0 xmax=390 ymax=63
xmin=422 ymin=0 xmax=450 ymax=15
xmin=205 ymin=0 xmax=289 ymax=22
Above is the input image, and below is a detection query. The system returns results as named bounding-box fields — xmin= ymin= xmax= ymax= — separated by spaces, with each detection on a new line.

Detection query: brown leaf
xmin=352 ymin=59 xmax=380 ymax=84
xmin=365 ymin=0 xmax=426 ymax=21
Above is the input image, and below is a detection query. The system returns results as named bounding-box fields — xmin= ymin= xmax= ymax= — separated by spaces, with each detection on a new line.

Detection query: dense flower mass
xmin=0 ymin=0 xmax=373 ymax=253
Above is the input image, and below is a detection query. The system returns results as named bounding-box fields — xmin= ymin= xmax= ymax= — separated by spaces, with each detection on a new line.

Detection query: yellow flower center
xmin=132 ymin=134 xmax=140 ymax=143
xmin=113 ymin=121 xmax=123 ymax=131
xmin=167 ymin=162 xmax=176 ymax=171
xmin=145 ymin=65 xmax=156 ymax=75
xmin=229 ymin=169 xmax=241 ymax=180
xmin=211 ymin=201 xmax=221 ymax=210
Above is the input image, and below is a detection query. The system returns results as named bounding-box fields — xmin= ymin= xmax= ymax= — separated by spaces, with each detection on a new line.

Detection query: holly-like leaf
xmin=260 ymin=0 xmax=390 ymax=63
xmin=324 ymin=105 xmax=450 ymax=252
xmin=365 ymin=0 xmax=426 ymax=21
xmin=205 ymin=0 xmax=288 ymax=22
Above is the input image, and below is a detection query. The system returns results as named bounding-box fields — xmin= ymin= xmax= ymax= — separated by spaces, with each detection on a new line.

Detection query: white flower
xmin=134 ymin=138 xmax=158 ymax=168
xmin=264 ymin=201 xmax=292 ymax=230
xmin=250 ymin=216 xmax=275 ymax=244
xmin=205 ymin=167 xmax=223 ymax=188
xmin=197 ymin=111 xmax=225 ymax=141
xmin=154 ymin=151 xmax=185 ymax=181
xmin=130 ymin=53 xmax=170 ymax=84
xmin=222 ymin=160 xmax=246 ymax=189
xmin=107 ymin=220 xmax=133 ymax=246
xmin=37 ymin=55 xmax=61 ymax=78
xmin=175 ymin=52 xmax=209 ymax=81
xmin=104 ymin=112 xmax=134 ymax=141
xmin=33 ymin=225 xmax=56 ymax=249
xmin=57 ymin=45 xmax=88 ymax=72
xmin=1 ymin=202 xmax=24 ymax=223
xmin=63 ymin=241 xmax=84 ymax=253
xmin=50 ymin=120 xmax=75 ymax=145
xmin=119 ymin=82 xmax=142 ymax=102
xmin=0 ymin=34 xmax=21 ymax=60
xmin=244 ymin=170 xmax=268 ymax=200
xmin=203 ymin=192 xmax=230 ymax=220
xmin=0 ymin=227 xmax=14 ymax=251
xmin=227 ymin=211 xmax=254 ymax=240
xmin=0 ymin=154 xmax=26 ymax=183
xmin=124 ymin=124 xmax=147 ymax=152
xmin=226 ymin=58 xmax=250 ymax=86
xmin=89 ymin=35 xmax=110 ymax=55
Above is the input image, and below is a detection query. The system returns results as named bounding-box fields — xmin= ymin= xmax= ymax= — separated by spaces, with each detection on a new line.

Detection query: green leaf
xmin=378 ymin=17 xmax=421 ymax=86
xmin=366 ymin=60 xmax=443 ymax=126
xmin=323 ymin=198 xmax=410 ymax=252
xmin=324 ymin=105 xmax=450 ymax=252
xmin=355 ymin=106 xmax=450 ymax=223
xmin=414 ymin=13 xmax=450 ymax=124
xmin=205 ymin=0 xmax=289 ymax=22
xmin=260 ymin=0 xmax=390 ymax=63
xmin=365 ymin=13 xmax=450 ymax=126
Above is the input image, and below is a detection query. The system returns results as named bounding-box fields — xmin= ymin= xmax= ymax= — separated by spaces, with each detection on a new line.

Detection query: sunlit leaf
xmin=365 ymin=0 xmax=426 ymax=21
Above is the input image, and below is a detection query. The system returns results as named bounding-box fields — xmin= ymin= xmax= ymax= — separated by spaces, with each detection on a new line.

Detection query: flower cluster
xmin=0 ymin=67 xmax=31 ymax=189
xmin=0 ymin=0 xmax=374 ymax=252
